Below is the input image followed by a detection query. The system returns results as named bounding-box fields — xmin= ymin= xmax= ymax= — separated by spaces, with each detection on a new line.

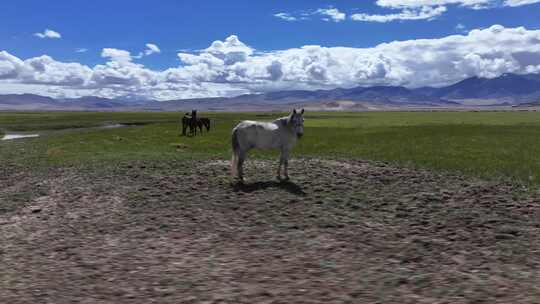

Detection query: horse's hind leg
xmin=237 ymin=151 xmax=246 ymax=182
xmin=283 ymin=158 xmax=289 ymax=180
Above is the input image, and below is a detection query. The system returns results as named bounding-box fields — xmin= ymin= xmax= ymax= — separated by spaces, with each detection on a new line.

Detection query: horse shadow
xmin=232 ymin=179 xmax=306 ymax=196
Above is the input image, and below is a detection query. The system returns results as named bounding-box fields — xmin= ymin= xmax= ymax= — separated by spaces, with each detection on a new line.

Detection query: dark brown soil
xmin=1 ymin=158 xmax=540 ymax=303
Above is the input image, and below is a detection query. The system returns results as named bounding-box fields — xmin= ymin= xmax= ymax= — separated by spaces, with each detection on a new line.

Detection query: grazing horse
xmin=181 ymin=110 xmax=199 ymax=136
xmin=199 ymin=117 xmax=211 ymax=132
xmin=189 ymin=110 xmax=198 ymax=136
xmin=196 ymin=119 xmax=204 ymax=134
xmin=231 ymin=109 xmax=305 ymax=182
xmin=181 ymin=112 xmax=191 ymax=136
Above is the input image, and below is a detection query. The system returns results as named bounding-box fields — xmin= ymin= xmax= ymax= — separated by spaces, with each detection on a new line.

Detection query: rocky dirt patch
xmin=1 ymin=158 xmax=540 ymax=303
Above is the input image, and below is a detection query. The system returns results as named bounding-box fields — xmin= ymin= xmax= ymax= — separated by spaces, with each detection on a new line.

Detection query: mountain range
xmin=1 ymin=73 xmax=540 ymax=111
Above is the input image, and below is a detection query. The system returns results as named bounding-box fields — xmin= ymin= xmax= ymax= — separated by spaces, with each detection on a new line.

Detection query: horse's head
xmin=289 ymin=108 xmax=305 ymax=138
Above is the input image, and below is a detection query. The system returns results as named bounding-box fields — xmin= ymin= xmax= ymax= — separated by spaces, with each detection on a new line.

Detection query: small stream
xmin=2 ymin=134 xmax=40 ymax=141
xmin=1 ymin=123 xmax=133 ymax=141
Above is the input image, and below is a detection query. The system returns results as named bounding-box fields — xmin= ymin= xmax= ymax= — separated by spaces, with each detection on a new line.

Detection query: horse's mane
xmin=274 ymin=116 xmax=290 ymax=127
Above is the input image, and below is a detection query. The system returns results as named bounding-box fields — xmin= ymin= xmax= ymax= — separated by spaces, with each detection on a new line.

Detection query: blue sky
xmin=1 ymin=0 xmax=540 ymax=99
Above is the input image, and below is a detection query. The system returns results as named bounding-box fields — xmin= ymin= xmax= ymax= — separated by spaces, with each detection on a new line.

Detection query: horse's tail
xmin=231 ymin=127 xmax=240 ymax=177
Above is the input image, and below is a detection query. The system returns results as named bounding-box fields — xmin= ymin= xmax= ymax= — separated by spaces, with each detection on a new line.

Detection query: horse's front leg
xmin=277 ymin=156 xmax=282 ymax=180
xmin=279 ymin=149 xmax=290 ymax=181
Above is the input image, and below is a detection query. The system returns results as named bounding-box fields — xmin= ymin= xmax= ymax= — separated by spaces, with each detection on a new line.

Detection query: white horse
xmin=231 ymin=109 xmax=305 ymax=182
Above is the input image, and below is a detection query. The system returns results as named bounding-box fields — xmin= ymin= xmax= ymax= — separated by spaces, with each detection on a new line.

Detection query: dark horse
xmin=181 ymin=110 xmax=199 ymax=136
xmin=198 ymin=117 xmax=211 ymax=132
xmin=181 ymin=110 xmax=211 ymax=136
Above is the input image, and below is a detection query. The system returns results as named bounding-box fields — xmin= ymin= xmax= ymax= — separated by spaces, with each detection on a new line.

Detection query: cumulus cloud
xmin=34 ymin=29 xmax=62 ymax=39
xmin=3 ymin=26 xmax=540 ymax=100
xmin=167 ymin=27 xmax=540 ymax=92
xmin=204 ymin=35 xmax=253 ymax=55
xmin=23 ymin=55 xmax=92 ymax=86
xmin=0 ymin=51 xmax=91 ymax=86
xmin=101 ymin=48 xmax=132 ymax=62
xmin=0 ymin=51 xmax=24 ymax=80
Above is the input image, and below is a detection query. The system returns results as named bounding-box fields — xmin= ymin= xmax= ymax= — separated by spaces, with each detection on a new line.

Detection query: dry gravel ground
xmin=1 ymin=158 xmax=540 ymax=303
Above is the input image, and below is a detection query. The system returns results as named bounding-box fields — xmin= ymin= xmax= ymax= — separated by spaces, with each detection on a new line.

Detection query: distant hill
xmin=0 ymin=94 xmax=157 ymax=111
xmin=236 ymin=85 xmax=452 ymax=105
xmin=416 ymin=73 xmax=540 ymax=103
xmin=0 ymin=94 xmax=57 ymax=106
xmin=160 ymin=85 xmax=456 ymax=111
xmin=1 ymin=73 xmax=540 ymax=111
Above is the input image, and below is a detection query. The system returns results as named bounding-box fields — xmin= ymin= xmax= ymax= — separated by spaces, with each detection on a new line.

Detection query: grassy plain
xmin=2 ymin=111 xmax=540 ymax=184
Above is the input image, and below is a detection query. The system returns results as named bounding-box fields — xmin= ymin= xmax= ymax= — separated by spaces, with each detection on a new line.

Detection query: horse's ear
xmin=292 ymin=109 xmax=297 ymax=115
xmin=300 ymin=108 xmax=304 ymax=115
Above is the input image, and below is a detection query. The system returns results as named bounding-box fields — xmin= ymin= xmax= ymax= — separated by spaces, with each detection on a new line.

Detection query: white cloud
xmin=34 ymin=29 xmax=62 ymax=39
xmin=274 ymin=12 xmax=298 ymax=21
xmin=101 ymin=48 xmax=133 ymax=62
xmin=351 ymin=5 xmax=446 ymax=22
xmin=351 ymin=0 xmax=487 ymax=24
xmin=504 ymin=0 xmax=540 ymax=6
xmin=102 ymin=44 xmax=161 ymax=63
xmin=0 ymin=51 xmax=91 ymax=86
xmin=351 ymin=0 xmax=539 ymax=24
xmin=204 ymin=35 xmax=253 ymax=56
xmin=276 ymin=0 xmax=539 ymax=25
xmin=0 ymin=51 xmax=25 ymax=80
xmin=90 ymin=60 xmax=157 ymax=88
xmin=144 ymin=43 xmax=161 ymax=55
xmin=142 ymin=27 xmax=540 ymax=95
xmin=76 ymin=48 xmax=88 ymax=53
xmin=275 ymin=7 xmax=346 ymax=23
xmin=376 ymin=0 xmax=538 ymax=7
xmin=23 ymin=55 xmax=92 ymax=86
xmin=316 ymin=8 xmax=346 ymax=22
xmin=3 ymin=26 xmax=540 ymax=100
xmin=375 ymin=0 xmax=493 ymax=9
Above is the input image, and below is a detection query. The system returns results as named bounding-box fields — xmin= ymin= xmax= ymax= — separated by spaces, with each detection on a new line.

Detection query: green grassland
xmin=2 ymin=111 xmax=540 ymax=185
